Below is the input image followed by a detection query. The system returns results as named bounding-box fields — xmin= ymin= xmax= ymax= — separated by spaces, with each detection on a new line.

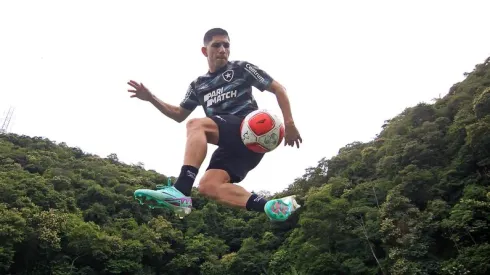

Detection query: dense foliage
xmin=1 ymin=57 xmax=490 ymax=274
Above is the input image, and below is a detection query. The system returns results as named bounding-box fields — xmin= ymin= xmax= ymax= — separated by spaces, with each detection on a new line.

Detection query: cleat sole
xmin=134 ymin=190 xmax=192 ymax=219
xmin=265 ymin=195 xmax=301 ymax=222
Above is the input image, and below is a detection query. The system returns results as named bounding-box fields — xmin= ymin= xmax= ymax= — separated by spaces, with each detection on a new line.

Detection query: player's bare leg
xmin=198 ymin=169 xmax=250 ymax=208
xmin=134 ymin=116 xmax=300 ymax=221
xmin=183 ymin=118 xmax=219 ymax=168
xmin=134 ymin=117 xmax=218 ymax=218
xmin=198 ymin=169 xmax=301 ymax=221
xmin=171 ymin=117 xmax=218 ymax=195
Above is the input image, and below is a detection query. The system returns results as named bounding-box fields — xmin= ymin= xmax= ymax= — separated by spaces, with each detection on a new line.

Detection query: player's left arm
xmin=266 ymin=80 xmax=294 ymax=127
xmin=241 ymin=61 xmax=303 ymax=147
xmin=266 ymin=80 xmax=303 ymax=148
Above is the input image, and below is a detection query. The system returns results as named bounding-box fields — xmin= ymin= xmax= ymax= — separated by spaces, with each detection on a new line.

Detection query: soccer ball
xmin=240 ymin=109 xmax=285 ymax=153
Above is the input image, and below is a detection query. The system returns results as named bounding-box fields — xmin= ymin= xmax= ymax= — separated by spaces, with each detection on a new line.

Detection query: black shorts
xmin=207 ymin=114 xmax=265 ymax=183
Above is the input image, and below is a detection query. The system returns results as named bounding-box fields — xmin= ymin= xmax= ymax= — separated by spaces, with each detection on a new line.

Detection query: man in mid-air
xmin=129 ymin=28 xmax=302 ymax=221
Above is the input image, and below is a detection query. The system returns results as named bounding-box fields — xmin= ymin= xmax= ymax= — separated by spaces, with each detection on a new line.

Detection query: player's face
xmin=203 ymin=35 xmax=230 ymax=70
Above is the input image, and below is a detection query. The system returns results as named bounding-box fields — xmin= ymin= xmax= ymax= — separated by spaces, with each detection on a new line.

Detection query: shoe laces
xmin=156 ymin=178 xmax=173 ymax=190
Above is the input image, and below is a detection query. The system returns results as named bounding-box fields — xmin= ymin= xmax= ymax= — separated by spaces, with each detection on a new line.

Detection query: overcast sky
xmin=1 ymin=0 xmax=489 ymax=194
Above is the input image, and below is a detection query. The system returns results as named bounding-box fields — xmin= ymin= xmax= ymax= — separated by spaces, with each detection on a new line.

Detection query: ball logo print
xmin=263 ymin=132 xmax=279 ymax=146
xmin=240 ymin=109 xmax=285 ymax=153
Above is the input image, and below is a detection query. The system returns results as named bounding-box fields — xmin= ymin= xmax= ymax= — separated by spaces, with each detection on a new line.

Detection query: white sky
xmin=1 ymin=0 xmax=489 ymax=194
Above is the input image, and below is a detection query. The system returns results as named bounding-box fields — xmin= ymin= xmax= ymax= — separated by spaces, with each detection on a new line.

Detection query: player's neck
xmin=208 ymin=62 xmax=228 ymax=74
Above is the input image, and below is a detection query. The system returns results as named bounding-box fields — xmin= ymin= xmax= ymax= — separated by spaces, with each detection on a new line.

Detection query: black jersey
xmin=180 ymin=60 xmax=274 ymax=118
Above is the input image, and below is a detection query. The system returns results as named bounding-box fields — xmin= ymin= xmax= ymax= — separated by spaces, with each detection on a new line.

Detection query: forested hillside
xmin=1 ymin=57 xmax=490 ymax=275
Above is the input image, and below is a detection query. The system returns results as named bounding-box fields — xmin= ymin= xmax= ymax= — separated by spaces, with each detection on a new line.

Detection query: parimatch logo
xmin=204 ymin=87 xmax=238 ymax=107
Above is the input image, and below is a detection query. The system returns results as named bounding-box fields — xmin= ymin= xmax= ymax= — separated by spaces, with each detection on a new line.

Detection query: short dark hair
xmin=203 ymin=28 xmax=229 ymax=45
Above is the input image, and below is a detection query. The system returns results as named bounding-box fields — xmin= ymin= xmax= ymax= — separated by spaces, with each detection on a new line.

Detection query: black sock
xmin=173 ymin=165 xmax=199 ymax=196
xmin=246 ymin=193 xmax=268 ymax=213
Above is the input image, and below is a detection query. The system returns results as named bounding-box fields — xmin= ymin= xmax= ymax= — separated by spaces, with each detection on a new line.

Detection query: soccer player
xmin=128 ymin=28 xmax=302 ymax=221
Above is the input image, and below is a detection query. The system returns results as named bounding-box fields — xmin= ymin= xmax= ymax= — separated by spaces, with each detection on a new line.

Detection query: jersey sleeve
xmin=179 ymin=83 xmax=200 ymax=111
xmin=240 ymin=61 xmax=274 ymax=91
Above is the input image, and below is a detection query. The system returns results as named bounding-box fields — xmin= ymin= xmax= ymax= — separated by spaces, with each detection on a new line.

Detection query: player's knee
xmin=198 ymin=179 xmax=223 ymax=199
xmin=186 ymin=118 xmax=217 ymax=132
xmin=186 ymin=117 xmax=219 ymax=144
xmin=197 ymin=169 xmax=230 ymax=198
xmin=197 ymin=178 xmax=218 ymax=198
xmin=186 ymin=118 xmax=203 ymax=133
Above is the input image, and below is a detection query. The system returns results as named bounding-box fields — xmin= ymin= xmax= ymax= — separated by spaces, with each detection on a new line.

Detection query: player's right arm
xmin=127 ymin=80 xmax=193 ymax=123
xmin=149 ymin=94 xmax=192 ymax=123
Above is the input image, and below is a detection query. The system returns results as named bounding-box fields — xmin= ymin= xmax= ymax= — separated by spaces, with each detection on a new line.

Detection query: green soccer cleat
xmin=134 ymin=179 xmax=192 ymax=219
xmin=264 ymin=195 xmax=301 ymax=222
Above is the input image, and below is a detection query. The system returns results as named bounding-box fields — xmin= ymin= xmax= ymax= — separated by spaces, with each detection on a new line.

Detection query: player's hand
xmin=127 ymin=80 xmax=152 ymax=101
xmin=284 ymin=122 xmax=302 ymax=148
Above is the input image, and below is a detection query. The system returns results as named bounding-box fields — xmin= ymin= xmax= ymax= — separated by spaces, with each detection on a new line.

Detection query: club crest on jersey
xmin=222 ymin=70 xmax=234 ymax=82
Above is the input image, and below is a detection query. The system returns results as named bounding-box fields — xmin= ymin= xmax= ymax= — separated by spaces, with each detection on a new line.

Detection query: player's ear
xmin=201 ymin=46 xmax=208 ymax=57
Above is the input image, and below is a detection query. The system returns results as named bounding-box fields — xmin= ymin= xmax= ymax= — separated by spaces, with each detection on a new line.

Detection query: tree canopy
xmin=1 ymin=57 xmax=489 ymax=274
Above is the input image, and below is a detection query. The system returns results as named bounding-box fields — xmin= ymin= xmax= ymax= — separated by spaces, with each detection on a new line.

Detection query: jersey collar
xmin=207 ymin=61 xmax=231 ymax=76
